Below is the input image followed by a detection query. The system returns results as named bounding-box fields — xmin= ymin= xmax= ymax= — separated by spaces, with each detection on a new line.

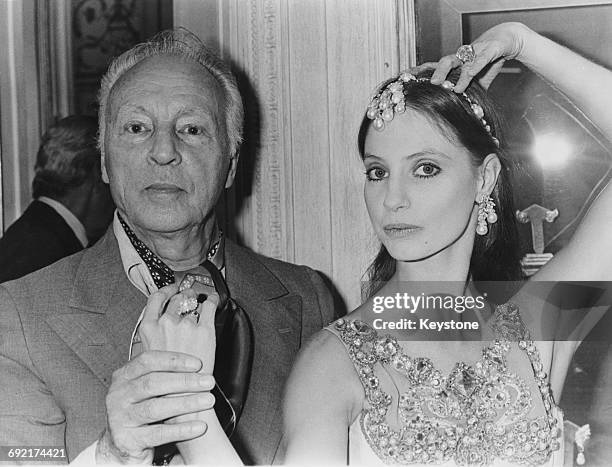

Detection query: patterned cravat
xmin=117 ymin=213 xmax=222 ymax=288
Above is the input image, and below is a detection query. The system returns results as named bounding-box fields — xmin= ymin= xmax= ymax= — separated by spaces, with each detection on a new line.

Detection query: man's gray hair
xmin=98 ymin=29 xmax=244 ymax=158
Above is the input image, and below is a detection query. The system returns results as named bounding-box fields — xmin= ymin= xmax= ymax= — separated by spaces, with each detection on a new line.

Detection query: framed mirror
xmin=414 ymin=0 xmax=612 ymax=275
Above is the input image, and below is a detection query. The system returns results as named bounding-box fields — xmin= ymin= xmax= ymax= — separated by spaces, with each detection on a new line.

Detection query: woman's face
xmin=363 ymin=110 xmax=481 ymax=262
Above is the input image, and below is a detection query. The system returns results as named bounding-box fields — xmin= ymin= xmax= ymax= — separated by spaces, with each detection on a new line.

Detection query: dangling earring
xmin=476 ymin=194 xmax=497 ymax=235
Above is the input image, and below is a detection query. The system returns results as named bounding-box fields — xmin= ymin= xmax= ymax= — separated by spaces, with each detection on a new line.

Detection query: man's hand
xmin=96 ymin=350 xmax=215 ymax=464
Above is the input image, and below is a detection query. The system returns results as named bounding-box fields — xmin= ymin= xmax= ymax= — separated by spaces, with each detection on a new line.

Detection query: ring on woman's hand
xmin=178 ymin=297 xmax=199 ymax=317
xmin=456 ymin=44 xmax=476 ymax=64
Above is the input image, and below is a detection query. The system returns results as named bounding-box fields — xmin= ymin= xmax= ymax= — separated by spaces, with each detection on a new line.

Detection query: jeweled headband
xmin=366 ymin=72 xmax=500 ymax=147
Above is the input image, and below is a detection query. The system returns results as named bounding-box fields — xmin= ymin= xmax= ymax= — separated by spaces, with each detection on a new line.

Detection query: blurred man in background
xmin=0 ymin=115 xmax=114 ymax=282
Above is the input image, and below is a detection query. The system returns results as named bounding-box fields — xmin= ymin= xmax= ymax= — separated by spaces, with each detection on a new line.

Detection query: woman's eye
xmin=125 ymin=123 xmax=148 ymax=134
xmin=365 ymin=167 xmax=388 ymax=181
xmin=414 ymin=163 xmax=441 ymax=178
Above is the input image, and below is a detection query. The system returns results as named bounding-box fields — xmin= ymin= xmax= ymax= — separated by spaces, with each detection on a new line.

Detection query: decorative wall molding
xmin=228 ymin=0 xmax=293 ymax=262
xmin=402 ymin=0 xmax=417 ymax=68
xmin=37 ymin=0 xmax=74 ymax=130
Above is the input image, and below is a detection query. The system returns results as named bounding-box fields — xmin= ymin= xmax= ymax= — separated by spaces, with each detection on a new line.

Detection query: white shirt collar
xmin=113 ymin=211 xmax=157 ymax=296
xmin=37 ymin=196 xmax=88 ymax=248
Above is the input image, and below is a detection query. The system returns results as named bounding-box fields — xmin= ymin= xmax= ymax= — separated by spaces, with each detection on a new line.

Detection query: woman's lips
xmin=383 ymin=223 xmax=422 ymax=237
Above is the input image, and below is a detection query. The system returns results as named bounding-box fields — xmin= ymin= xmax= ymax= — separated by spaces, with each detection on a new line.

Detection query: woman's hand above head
xmin=430 ymin=22 xmax=535 ymax=92
xmin=139 ymin=284 xmax=218 ymax=375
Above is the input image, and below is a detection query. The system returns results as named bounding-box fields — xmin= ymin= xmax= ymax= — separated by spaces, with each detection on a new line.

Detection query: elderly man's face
xmin=102 ymin=55 xmax=236 ymax=235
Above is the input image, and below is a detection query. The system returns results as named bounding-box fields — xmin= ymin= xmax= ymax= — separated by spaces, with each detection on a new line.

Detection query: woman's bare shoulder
xmin=291 ymin=322 xmax=359 ymax=386
xmin=298 ymin=303 xmax=371 ymax=363
xmin=284 ymin=312 xmax=367 ymax=425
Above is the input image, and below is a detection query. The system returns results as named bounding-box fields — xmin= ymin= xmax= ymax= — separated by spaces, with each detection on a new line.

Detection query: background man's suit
xmin=0 ymin=200 xmax=83 ymax=283
xmin=0 ymin=228 xmax=336 ymax=464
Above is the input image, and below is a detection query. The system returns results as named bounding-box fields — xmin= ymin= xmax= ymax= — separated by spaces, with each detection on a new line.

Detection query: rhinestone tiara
xmin=366 ymin=72 xmax=499 ymax=147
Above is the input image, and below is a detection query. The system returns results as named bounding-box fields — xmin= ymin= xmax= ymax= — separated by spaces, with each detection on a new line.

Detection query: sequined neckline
xmin=332 ymin=303 xmax=561 ymax=466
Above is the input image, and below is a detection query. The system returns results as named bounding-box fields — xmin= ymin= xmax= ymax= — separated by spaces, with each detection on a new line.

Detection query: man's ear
xmin=224 ymin=152 xmax=240 ymax=189
xmin=101 ymin=153 xmax=110 ymax=184
xmin=476 ymin=153 xmax=501 ymax=200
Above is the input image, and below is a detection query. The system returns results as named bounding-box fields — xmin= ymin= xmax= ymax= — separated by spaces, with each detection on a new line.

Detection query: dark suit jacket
xmin=0 ymin=228 xmax=336 ymax=464
xmin=0 ymin=200 xmax=83 ymax=283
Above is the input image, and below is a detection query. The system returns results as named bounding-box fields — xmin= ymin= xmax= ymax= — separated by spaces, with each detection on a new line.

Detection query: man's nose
xmin=383 ymin=176 xmax=410 ymax=211
xmin=149 ymin=129 xmax=181 ymax=165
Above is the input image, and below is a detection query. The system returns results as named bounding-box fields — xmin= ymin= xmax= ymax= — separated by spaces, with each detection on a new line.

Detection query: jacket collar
xmin=225 ymin=239 xmax=289 ymax=302
xmin=68 ymin=228 xmax=134 ymax=314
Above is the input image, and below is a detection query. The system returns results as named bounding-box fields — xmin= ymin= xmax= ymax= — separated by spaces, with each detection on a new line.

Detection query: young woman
xmin=141 ymin=22 xmax=612 ymax=466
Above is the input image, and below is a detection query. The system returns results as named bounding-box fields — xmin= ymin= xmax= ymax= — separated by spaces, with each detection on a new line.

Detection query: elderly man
xmin=0 ymin=116 xmax=114 ymax=283
xmin=0 ymin=31 xmax=336 ymax=464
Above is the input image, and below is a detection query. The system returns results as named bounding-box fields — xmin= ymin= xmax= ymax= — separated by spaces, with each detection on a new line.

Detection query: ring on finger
xmin=178 ymin=297 xmax=199 ymax=317
xmin=456 ymin=44 xmax=476 ymax=64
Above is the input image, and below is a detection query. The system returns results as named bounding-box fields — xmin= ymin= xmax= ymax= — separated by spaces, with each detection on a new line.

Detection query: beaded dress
xmin=326 ymin=303 xmax=563 ymax=466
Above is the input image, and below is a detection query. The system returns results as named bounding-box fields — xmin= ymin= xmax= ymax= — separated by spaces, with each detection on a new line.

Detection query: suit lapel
xmin=225 ymin=240 xmax=302 ymax=463
xmin=46 ymin=229 xmax=146 ymax=387
xmin=225 ymin=239 xmax=303 ymax=363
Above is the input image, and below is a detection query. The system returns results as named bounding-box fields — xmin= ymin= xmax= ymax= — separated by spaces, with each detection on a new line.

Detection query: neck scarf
xmin=117 ymin=212 xmax=223 ymax=288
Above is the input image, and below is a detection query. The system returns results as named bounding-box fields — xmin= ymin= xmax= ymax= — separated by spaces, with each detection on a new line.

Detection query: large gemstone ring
xmin=456 ymin=44 xmax=476 ymax=64
xmin=178 ymin=297 xmax=199 ymax=317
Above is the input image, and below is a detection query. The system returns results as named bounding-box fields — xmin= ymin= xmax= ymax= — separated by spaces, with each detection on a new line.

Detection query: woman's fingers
xmin=197 ymin=293 xmax=219 ymax=327
xmin=454 ymin=40 xmax=509 ymax=92
xmin=138 ymin=287 xmax=219 ymax=375
xmin=408 ymin=62 xmax=437 ymax=76
xmin=477 ymin=59 xmax=506 ymax=90
xmin=430 ymin=55 xmax=461 ymax=85
xmin=143 ymin=283 xmax=179 ymax=324
xmin=429 ymin=24 xmax=524 ymax=92
xmin=453 ymin=49 xmax=494 ymax=92
xmin=162 ymin=288 xmax=199 ymax=324
xmin=144 ymin=286 xmax=216 ymax=328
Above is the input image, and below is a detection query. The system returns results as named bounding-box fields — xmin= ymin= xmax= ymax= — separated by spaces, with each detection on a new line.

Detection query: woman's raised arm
xmin=431 ymin=22 xmax=612 ymax=280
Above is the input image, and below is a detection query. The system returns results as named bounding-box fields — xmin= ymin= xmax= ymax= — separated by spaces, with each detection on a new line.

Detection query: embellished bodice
xmin=329 ymin=303 xmax=562 ymax=466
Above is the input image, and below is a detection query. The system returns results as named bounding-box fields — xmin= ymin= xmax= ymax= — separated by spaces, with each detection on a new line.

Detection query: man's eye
xmin=365 ymin=167 xmax=388 ymax=181
xmin=180 ymin=125 xmax=204 ymax=136
xmin=125 ymin=123 xmax=147 ymax=134
xmin=414 ymin=163 xmax=441 ymax=178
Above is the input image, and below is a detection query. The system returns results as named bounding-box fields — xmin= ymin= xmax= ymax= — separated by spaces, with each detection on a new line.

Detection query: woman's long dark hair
xmin=360 ymin=69 xmax=522 ymax=303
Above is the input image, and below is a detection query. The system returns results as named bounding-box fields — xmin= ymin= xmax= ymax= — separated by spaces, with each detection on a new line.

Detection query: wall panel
xmin=286 ymin=1 xmax=331 ymax=275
